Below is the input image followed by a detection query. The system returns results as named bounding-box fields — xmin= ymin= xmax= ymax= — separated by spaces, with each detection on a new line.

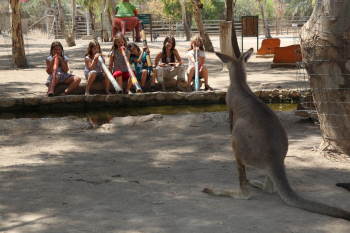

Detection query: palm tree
xmin=10 ymin=0 xmax=28 ymax=68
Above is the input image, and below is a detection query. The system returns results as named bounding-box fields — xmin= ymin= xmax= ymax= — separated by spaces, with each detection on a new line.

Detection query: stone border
xmin=0 ymin=89 xmax=309 ymax=113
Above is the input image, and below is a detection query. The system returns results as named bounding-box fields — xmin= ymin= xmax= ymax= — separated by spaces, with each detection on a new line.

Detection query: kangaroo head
xmin=215 ymin=48 xmax=254 ymax=84
xmin=215 ymin=48 xmax=253 ymax=69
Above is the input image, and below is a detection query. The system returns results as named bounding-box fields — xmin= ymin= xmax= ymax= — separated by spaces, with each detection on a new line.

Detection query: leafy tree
xmin=285 ymin=0 xmax=315 ymax=18
xmin=234 ymin=0 xmax=259 ymax=18
xmin=160 ymin=0 xmax=225 ymax=20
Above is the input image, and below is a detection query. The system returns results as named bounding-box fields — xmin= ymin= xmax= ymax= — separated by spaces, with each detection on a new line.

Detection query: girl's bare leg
xmin=64 ymin=76 xmax=81 ymax=95
xmin=126 ymin=78 xmax=133 ymax=94
xmin=103 ymin=75 xmax=111 ymax=94
xmin=187 ymin=67 xmax=195 ymax=91
xmin=116 ymin=76 xmax=123 ymax=92
xmin=86 ymin=72 xmax=97 ymax=95
xmin=141 ymin=70 xmax=148 ymax=88
xmin=48 ymin=76 xmax=57 ymax=96
xmin=201 ymin=67 xmax=212 ymax=90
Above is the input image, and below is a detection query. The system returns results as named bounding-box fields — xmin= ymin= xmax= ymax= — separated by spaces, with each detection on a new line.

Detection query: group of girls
xmin=45 ymin=33 xmax=212 ymax=96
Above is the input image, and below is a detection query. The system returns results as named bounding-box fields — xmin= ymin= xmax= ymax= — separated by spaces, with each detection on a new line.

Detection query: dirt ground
xmin=0 ymin=34 xmax=350 ymax=232
xmin=0 ymin=111 xmax=350 ymax=233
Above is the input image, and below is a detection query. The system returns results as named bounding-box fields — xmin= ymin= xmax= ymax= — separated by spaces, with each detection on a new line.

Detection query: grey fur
xmin=214 ymin=48 xmax=350 ymax=221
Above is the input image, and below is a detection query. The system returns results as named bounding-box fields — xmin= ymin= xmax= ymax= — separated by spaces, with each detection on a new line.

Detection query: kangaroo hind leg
xmin=249 ymin=176 xmax=276 ymax=194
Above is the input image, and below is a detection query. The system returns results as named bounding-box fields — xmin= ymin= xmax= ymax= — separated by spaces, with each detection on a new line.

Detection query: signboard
xmin=138 ymin=14 xmax=152 ymax=25
xmin=241 ymin=16 xmax=259 ymax=53
xmin=242 ymin=16 xmax=259 ymax=37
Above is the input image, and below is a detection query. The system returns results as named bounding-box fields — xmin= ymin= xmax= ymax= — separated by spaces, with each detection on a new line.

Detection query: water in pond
xmin=0 ymin=103 xmax=297 ymax=126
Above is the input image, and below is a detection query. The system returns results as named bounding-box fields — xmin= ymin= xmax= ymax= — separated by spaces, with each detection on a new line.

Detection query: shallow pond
xmin=0 ymin=103 xmax=297 ymax=121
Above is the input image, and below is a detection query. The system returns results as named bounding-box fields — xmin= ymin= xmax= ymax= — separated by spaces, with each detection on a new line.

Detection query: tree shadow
xmin=0 ymin=112 xmax=349 ymax=232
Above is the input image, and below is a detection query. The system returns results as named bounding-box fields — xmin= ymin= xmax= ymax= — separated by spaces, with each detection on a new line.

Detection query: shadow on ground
xmin=0 ymin=112 xmax=349 ymax=233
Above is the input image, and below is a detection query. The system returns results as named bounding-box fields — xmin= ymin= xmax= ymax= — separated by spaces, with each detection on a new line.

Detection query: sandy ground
xmin=1 ymin=33 xmax=350 ymax=232
xmin=0 ymin=111 xmax=350 ymax=233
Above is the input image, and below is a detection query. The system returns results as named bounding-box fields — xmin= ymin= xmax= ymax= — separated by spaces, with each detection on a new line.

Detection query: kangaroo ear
xmin=215 ymin=52 xmax=236 ymax=63
xmin=241 ymin=48 xmax=254 ymax=63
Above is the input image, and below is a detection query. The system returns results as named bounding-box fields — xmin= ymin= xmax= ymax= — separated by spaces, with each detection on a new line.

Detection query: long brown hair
xmin=161 ymin=36 xmax=176 ymax=63
xmin=49 ymin=41 xmax=64 ymax=57
xmin=188 ymin=35 xmax=204 ymax=51
xmin=111 ymin=33 xmax=127 ymax=53
xmin=85 ymin=40 xmax=102 ymax=58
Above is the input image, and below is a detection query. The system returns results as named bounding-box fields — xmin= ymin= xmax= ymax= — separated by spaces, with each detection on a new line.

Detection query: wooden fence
xmin=20 ymin=15 xmax=309 ymax=40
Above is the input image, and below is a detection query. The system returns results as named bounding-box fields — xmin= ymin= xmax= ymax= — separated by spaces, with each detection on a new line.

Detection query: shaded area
xmin=0 ymin=112 xmax=349 ymax=233
xmin=336 ymin=183 xmax=350 ymax=192
xmin=0 ymin=103 xmax=297 ymax=120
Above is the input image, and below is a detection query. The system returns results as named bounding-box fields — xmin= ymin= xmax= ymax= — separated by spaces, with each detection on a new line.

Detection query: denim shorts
xmin=45 ymin=72 xmax=73 ymax=86
xmin=84 ymin=70 xmax=105 ymax=81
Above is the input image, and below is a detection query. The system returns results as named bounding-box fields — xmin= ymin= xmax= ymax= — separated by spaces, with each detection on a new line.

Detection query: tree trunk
xmin=180 ymin=0 xmax=191 ymax=41
xmin=88 ymin=6 xmax=97 ymax=40
xmin=257 ymin=0 xmax=271 ymax=38
xmin=225 ymin=0 xmax=233 ymax=21
xmin=191 ymin=0 xmax=214 ymax=52
xmin=102 ymin=0 xmax=112 ymax=41
xmin=231 ymin=17 xmax=241 ymax=58
xmin=300 ymin=0 xmax=350 ymax=156
xmin=225 ymin=0 xmax=240 ymax=58
xmin=273 ymin=0 xmax=284 ymax=35
xmin=222 ymin=0 xmax=234 ymax=58
xmin=10 ymin=0 xmax=28 ymax=68
xmin=44 ymin=0 xmax=52 ymax=34
xmin=57 ymin=0 xmax=75 ymax=46
xmin=69 ymin=0 xmax=76 ymax=46
xmin=107 ymin=0 xmax=114 ymax=28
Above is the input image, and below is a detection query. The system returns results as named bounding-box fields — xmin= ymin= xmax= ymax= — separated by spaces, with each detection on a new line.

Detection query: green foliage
xmin=160 ymin=0 xmax=182 ymax=19
xmin=160 ymin=0 xmax=225 ymax=20
xmin=234 ymin=0 xmax=259 ymax=18
xmin=201 ymin=0 xmax=225 ymax=20
xmin=284 ymin=0 xmax=314 ymax=17
xmin=21 ymin=0 xmax=49 ymax=18
xmin=264 ymin=0 xmax=275 ymax=18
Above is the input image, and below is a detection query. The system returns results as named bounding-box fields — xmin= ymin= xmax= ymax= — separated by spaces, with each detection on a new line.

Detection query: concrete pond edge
xmin=0 ymin=89 xmax=310 ymax=113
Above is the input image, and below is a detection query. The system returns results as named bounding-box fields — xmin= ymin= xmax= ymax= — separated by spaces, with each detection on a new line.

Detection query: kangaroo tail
xmin=268 ymin=163 xmax=350 ymax=221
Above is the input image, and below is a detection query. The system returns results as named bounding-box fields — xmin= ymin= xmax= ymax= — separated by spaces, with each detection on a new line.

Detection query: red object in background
xmin=112 ymin=17 xmax=141 ymax=41
xmin=273 ymin=44 xmax=302 ymax=64
xmin=257 ymin=38 xmax=281 ymax=55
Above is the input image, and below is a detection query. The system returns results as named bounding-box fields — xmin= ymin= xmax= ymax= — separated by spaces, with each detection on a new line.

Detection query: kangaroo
xmin=203 ymin=48 xmax=350 ymax=221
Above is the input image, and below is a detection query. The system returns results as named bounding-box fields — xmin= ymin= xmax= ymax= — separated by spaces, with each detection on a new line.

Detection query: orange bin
xmin=257 ymin=38 xmax=281 ymax=55
xmin=273 ymin=44 xmax=302 ymax=64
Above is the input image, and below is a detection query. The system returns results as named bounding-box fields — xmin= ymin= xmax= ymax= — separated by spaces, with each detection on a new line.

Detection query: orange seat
xmin=273 ymin=44 xmax=302 ymax=64
xmin=257 ymin=38 xmax=280 ymax=55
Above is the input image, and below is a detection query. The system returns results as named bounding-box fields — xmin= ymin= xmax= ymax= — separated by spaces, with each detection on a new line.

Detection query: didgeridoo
xmin=140 ymin=23 xmax=152 ymax=67
xmin=48 ymin=55 xmax=59 ymax=96
xmin=120 ymin=47 xmax=142 ymax=93
xmin=98 ymin=56 xmax=122 ymax=93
